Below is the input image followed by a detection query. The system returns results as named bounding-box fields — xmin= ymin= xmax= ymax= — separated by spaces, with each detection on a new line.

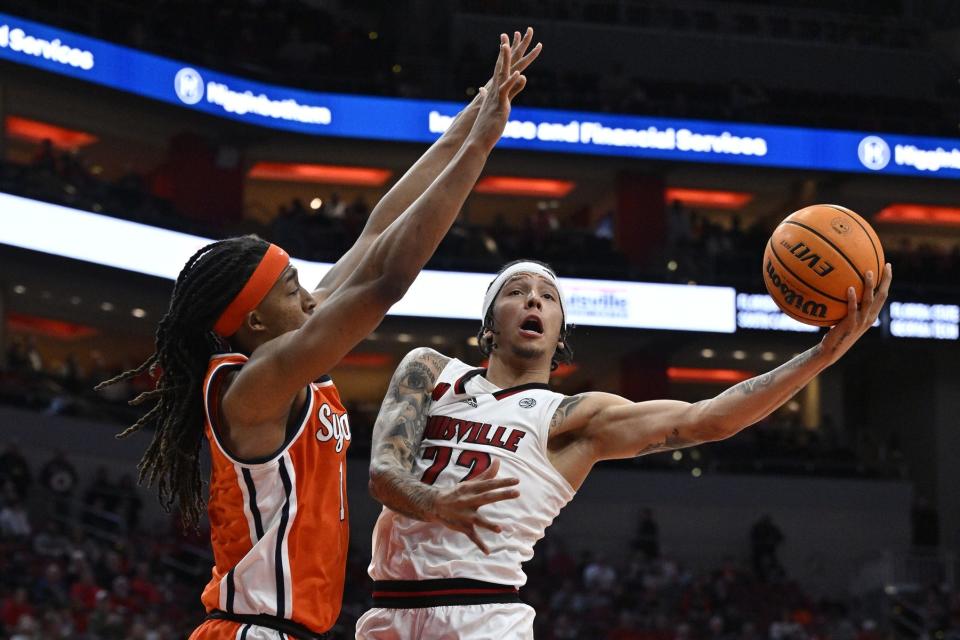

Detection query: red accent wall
xmin=616 ymin=172 xmax=666 ymax=266
xmin=151 ymin=133 xmax=243 ymax=224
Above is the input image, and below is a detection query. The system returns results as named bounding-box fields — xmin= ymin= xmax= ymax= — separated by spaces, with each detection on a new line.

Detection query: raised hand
xmin=481 ymin=27 xmax=542 ymax=95
xmin=429 ymin=459 xmax=520 ymax=554
xmin=467 ymin=33 xmax=533 ymax=152
xmin=821 ymin=263 xmax=892 ymax=360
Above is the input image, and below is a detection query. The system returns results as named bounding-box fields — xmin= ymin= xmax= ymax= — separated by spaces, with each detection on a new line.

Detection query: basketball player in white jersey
xmin=357 ymin=259 xmax=892 ymax=639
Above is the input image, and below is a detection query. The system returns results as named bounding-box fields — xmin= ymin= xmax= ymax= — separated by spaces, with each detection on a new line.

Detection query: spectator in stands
xmin=24 ymin=338 xmax=43 ymax=375
xmin=86 ymin=588 xmax=125 ymax=639
xmin=594 ymin=209 xmax=616 ymax=241
xmin=32 ymin=139 xmax=56 ymax=174
xmin=0 ymin=587 xmax=34 ymax=632
xmin=634 ymin=507 xmax=661 ymax=559
xmin=545 ymin=539 xmax=578 ymax=581
xmin=584 ymin=553 xmax=619 ymax=593
xmin=129 ymin=562 xmax=161 ymax=607
xmin=83 ymin=467 xmax=117 ymax=513
xmin=68 ymin=565 xmax=99 ymax=614
xmin=0 ymin=444 xmax=32 ymax=500
xmin=0 ymin=499 xmax=31 ymax=538
xmin=323 ymin=192 xmax=348 ymax=220
xmin=114 ymin=474 xmax=143 ymax=532
xmin=750 ymin=514 xmax=785 ymax=580
xmin=32 ymin=562 xmax=68 ymax=609
xmin=32 ymin=522 xmax=69 ymax=560
xmin=39 ymin=451 xmax=78 ymax=515
xmin=4 ymin=337 xmax=29 ymax=373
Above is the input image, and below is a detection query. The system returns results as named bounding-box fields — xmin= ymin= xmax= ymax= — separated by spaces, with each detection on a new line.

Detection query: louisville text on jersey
xmin=423 ymin=415 xmax=527 ymax=452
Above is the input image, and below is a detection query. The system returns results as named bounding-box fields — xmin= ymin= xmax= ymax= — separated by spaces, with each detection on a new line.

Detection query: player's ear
xmin=245 ymin=309 xmax=267 ymax=332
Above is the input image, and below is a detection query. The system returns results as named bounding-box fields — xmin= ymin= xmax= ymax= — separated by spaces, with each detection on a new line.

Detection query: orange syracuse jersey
xmin=198 ymin=353 xmax=350 ymax=635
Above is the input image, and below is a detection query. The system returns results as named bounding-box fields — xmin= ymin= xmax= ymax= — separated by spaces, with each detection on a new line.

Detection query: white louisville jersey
xmin=369 ymin=358 xmax=576 ymax=587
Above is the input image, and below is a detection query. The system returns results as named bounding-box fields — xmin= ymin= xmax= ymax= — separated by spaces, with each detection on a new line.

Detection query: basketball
xmin=762 ymin=204 xmax=885 ymax=327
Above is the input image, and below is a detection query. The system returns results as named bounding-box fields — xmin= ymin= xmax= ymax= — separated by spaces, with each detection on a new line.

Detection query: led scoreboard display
xmin=3 ymin=12 xmax=960 ymax=178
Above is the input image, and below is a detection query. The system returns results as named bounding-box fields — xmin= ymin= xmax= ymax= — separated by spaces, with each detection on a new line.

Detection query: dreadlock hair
xmin=476 ymin=259 xmax=574 ymax=372
xmin=96 ymin=235 xmax=271 ymax=529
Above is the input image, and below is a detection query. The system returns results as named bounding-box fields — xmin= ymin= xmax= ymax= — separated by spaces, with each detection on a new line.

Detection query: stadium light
xmin=875 ymin=203 xmax=960 ymax=227
xmin=7 ymin=312 xmax=98 ymax=339
xmin=474 ymin=176 xmax=575 ymax=197
xmin=248 ymin=162 xmax=392 ymax=186
xmin=665 ymin=188 xmax=753 ymax=210
xmin=5 ymin=115 xmax=98 ymax=148
xmin=667 ymin=367 xmax=755 ymax=384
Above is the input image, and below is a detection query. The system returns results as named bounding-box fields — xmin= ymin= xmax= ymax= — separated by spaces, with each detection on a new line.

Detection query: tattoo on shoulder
xmin=373 ymin=349 xmax=450 ymax=471
xmin=390 ymin=349 xmax=450 ymax=398
xmin=550 ymin=394 xmax=585 ymax=432
xmin=635 ymin=427 xmax=697 ymax=457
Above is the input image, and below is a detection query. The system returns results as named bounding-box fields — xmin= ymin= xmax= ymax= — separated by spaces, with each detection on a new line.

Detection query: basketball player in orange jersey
xmin=359 ymin=259 xmax=892 ymax=639
xmin=97 ymin=30 xmax=542 ymax=640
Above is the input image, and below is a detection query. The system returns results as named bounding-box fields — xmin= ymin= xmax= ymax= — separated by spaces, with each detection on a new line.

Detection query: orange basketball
xmin=762 ymin=204 xmax=884 ymax=327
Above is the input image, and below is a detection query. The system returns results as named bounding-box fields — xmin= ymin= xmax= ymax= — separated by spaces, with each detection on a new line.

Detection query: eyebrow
xmin=504 ymin=274 xmax=558 ymax=294
xmin=285 ymin=268 xmax=299 ymax=284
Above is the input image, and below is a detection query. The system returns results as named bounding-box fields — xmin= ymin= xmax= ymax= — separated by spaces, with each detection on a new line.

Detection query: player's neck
xmin=485 ymin=356 xmax=551 ymax=389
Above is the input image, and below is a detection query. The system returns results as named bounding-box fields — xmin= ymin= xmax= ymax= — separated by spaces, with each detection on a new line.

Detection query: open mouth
xmin=519 ymin=316 xmax=544 ymax=336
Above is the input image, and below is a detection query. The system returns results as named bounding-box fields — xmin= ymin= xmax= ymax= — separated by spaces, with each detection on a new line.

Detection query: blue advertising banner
xmin=2 ymin=12 xmax=959 ymax=178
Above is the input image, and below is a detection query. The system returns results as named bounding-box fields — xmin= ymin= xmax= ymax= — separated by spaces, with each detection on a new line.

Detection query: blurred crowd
xmin=658 ymin=201 xmax=960 ymax=293
xmin=0 ymin=444 xmax=956 ymax=639
xmin=6 ymin=145 xmax=960 ymax=294
xmin=1 ymin=335 xmax=152 ymax=426
xmin=0 ymin=446 xmax=209 ymax=639
xmin=1 ymin=145 xmax=627 ymax=281
xmin=0 ymin=329 xmax=911 ymax=485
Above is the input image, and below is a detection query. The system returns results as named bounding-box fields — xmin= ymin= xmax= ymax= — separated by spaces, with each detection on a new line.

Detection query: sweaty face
xmin=250 ymin=265 xmax=316 ymax=339
xmin=488 ymin=273 xmax=564 ymax=365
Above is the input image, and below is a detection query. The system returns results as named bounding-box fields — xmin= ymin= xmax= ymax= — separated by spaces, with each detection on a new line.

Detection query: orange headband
xmin=213 ymin=243 xmax=290 ymax=337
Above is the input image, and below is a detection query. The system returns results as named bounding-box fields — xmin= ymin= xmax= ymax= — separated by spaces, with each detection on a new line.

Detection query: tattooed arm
xmin=369 ymin=348 xmax=520 ymax=553
xmin=550 ymin=265 xmax=892 ymax=463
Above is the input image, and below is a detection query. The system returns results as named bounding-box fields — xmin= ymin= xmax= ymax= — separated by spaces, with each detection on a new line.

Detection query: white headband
xmin=481 ymin=262 xmax=567 ymax=323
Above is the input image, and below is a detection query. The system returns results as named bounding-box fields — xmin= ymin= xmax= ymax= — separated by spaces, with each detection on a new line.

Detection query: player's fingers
xmin=846 ymin=286 xmax=857 ymax=319
xmin=512 ymin=27 xmax=533 ymax=61
xmin=474 ymin=515 xmax=503 ymax=534
xmin=511 ymin=30 xmax=521 ymax=52
xmin=862 ymin=271 xmax=875 ymax=310
xmin=878 ymin=263 xmax=893 ymax=295
xmin=500 ymin=71 xmax=521 ymax=101
xmin=497 ymin=35 xmax=511 ymax=84
xmin=507 ymin=74 xmax=527 ymax=100
xmin=473 ymin=458 xmax=500 ymax=482
xmin=470 ymin=488 xmax=521 ymax=507
xmin=502 ymin=48 xmax=514 ymax=85
xmin=868 ymin=265 xmax=891 ymax=320
xmin=492 ymin=35 xmax=507 ymax=80
xmin=465 ymin=477 xmax=519 ymax=495
xmin=465 ymin=528 xmax=489 ymax=555
xmin=515 ymin=42 xmax=542 ymax=73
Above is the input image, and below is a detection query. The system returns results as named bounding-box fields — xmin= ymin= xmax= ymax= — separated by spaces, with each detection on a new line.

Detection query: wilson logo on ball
xmin=780 ymin=240 xmax=836 ymax=277
xmin=765 ymin=259 xmax=828 ymax=319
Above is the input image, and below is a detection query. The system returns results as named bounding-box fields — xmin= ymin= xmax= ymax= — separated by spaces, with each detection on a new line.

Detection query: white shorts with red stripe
xmin=355 ymin=602 xmax=534 ymax=640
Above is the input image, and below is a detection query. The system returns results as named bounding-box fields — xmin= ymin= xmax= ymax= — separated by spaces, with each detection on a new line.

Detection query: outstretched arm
xmin=554 ymin=266 xmax=892 ymax=463
xmin=227 ymin=35 xmax=531 ymax=425
xmin=314 ymin=29 xmax=541 ymax=297
xmin=369 ymin=348 xmax=520 ymax=553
